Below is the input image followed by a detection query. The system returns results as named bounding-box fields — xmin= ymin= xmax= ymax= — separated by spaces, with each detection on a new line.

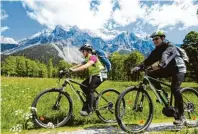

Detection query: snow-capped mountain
xmin=2 ymin=25 xmax=154 ymax=63
xmin=107 ymin=32 xmax=154 ymax=55
xmin=0 ymin=36 xmax=18 ymax=44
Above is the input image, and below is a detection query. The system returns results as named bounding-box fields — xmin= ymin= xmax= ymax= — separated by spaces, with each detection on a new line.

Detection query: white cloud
xmin=143 ymin=0 xmax=198 ymax=30
xmin=1 ymin=4 xmax=9 ymax=33
xmin=1 ymin=9 xmax=8 ymax=20
xmin=22 ymin=0 xmax=113 ymax=30
xmin=22 ymin=0 xmax=198 ymax=31
xmin=1 ymin=26 xmax=9 ymax=32
xmin=112 ymin=0 xmax=144 ymax=26
xmin=0 ymin=36 xmax=17 ymax=44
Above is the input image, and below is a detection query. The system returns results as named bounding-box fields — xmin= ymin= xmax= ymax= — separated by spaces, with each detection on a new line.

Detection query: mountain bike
xmin=31 ymin=70 xmax=125 ymax=128
xmin=115 ymin=67 xmax=198 ymax=133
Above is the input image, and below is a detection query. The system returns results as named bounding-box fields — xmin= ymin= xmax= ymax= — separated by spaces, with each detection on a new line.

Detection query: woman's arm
xmin=71 ymin=64 xmax=83 ymax=69
xmin=71 ymin=61 xmax=94 ymax=72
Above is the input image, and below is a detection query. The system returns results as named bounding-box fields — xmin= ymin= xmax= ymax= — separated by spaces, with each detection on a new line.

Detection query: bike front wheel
xmin=31 ymin=88 xmax=73 ymax=128
xmin=115 ymin=86 xmax=153 ymax=133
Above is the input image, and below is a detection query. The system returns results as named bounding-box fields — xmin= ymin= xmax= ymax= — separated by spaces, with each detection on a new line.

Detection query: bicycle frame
xmin=142 ymin=75 xmax=171 ymax=106
xmin=59 ymin=78 xmax=109 ymax=106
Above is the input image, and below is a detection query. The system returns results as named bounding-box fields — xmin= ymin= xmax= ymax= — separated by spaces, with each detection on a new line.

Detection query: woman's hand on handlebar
xmin=58 ymin=69 xmax=71 ymax=78
xmin=69 ymin=68 xmax=74 ymax=72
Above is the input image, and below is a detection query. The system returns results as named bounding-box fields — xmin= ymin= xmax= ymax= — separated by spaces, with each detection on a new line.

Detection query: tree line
xmin=0 ymin=51 xmax=143 ymax=81
xmin=1 ymin=56 xmax=70 ymax=78
xmin=181 ymin=31 xmax=198 ymax=82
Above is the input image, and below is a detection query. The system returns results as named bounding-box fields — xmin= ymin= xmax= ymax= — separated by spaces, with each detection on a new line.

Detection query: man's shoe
xmin=173 ymin=120 xmax=184 ymax=126
xmin=79 ymin=110 xmax=93 ymax=116
xmin=173 ymin=116 xmax=186 ymax=126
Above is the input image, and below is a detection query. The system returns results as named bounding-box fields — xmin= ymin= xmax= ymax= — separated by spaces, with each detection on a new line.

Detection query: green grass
xmin=1 ymin=76 xmax=198 ymax=133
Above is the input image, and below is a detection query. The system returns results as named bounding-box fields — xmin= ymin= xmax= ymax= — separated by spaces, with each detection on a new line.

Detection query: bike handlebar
xmin=143 ymin=66 xmax=153 ymax=75
xmin=58 ymin=69 xmax=71 ymax=78
xmin=131 ymin=66 xmax=153 ymax=75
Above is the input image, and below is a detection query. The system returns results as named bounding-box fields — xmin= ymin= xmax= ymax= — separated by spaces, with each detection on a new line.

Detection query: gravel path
xmin=33 ymin=122 xmax=196 ymax=134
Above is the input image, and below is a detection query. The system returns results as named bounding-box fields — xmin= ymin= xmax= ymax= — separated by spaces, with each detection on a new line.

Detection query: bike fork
xmin=133 ymin=91 xmax=140 ymax=110
xmin=52 ymin=93 xmax=62 ymax=110
xmin=133 ymin=91 xmax=144 ymax=112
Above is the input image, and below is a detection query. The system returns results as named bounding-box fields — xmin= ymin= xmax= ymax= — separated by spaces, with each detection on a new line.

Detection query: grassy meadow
xmin=1 ymin=76 xmax=198 ymax=133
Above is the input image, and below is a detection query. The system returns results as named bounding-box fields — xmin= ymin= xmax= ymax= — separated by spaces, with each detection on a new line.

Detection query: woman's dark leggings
xmin=80 ymin=75 xmax=103 ymax=113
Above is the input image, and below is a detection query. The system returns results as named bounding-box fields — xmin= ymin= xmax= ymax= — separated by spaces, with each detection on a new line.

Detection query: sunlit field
xmin=1 ymin=77 xmax=198 ymax=133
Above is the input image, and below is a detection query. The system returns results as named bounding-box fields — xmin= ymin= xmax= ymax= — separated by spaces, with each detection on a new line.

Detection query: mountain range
xmin=1 ymin=25 xmax=155 ymax=64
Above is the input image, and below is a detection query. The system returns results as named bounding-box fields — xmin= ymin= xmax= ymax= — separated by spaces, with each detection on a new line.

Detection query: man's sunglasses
xmin=152 ymin=37 xmax=160 ymax=41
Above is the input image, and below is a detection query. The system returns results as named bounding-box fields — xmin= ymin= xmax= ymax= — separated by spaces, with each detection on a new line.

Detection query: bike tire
xmin=31 ymin=88 xmax=73 ymax=128
xmin=115 ymin=86 xmax=153 ymax=133
xmin=180 ymin=87 xmax=198 ymax=127
xmin=95 ymin=88 xmax=125 ymax=123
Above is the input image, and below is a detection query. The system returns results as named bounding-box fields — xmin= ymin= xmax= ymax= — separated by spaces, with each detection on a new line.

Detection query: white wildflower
xmin=15 ymin=110 xmax=19 ymax=116
xmin=47 ymin=122 xmax=55 ymax=129
xmin=23 ymin=112 xmax=33 ymax=120
xmin=27 ymin=121 xmax=34 ymax=128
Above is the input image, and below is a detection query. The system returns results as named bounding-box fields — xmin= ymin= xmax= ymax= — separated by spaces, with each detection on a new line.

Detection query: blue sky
xmin=1 ymin=1 xmax=46 ymax=40
xmin=1 ymin=0 xmax=198 ymax=44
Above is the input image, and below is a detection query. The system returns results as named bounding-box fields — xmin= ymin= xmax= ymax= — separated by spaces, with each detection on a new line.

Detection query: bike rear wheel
xmin=95 ymin=88 xmax=125 ymax=123
xmin=115 ymin=87 xmax=153 ymax=133
xmin=180 ymin=87 xmax=198 ymax=127
xmin=31 ymin=88 xmax=73 ymax=128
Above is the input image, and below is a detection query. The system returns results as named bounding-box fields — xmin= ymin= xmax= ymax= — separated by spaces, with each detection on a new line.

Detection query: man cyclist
xmin=133 ymin=30 xmax=186 ymax=126
xmin=69 ymin=44 xmax=106 ymax=116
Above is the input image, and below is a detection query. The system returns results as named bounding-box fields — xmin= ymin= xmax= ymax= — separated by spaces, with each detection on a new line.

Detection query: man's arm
xmin=141 ymin=49 xmax=160 ymax=67
xmin=159 ymin=46 xmax=177 ymax=68
xmin=132 ymin=50 xmax=159 ymax=73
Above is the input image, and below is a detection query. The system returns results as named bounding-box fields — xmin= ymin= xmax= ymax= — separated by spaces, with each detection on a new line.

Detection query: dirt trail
xmin=30 ymin=122 xmax=197 ymax=134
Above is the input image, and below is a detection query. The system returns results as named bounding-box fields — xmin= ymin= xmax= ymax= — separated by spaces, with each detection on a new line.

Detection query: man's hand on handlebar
xmin=131 ymin=66 xmax=141 ymax=74
xmin=130 ymin=64 xmax=155 ymax=74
